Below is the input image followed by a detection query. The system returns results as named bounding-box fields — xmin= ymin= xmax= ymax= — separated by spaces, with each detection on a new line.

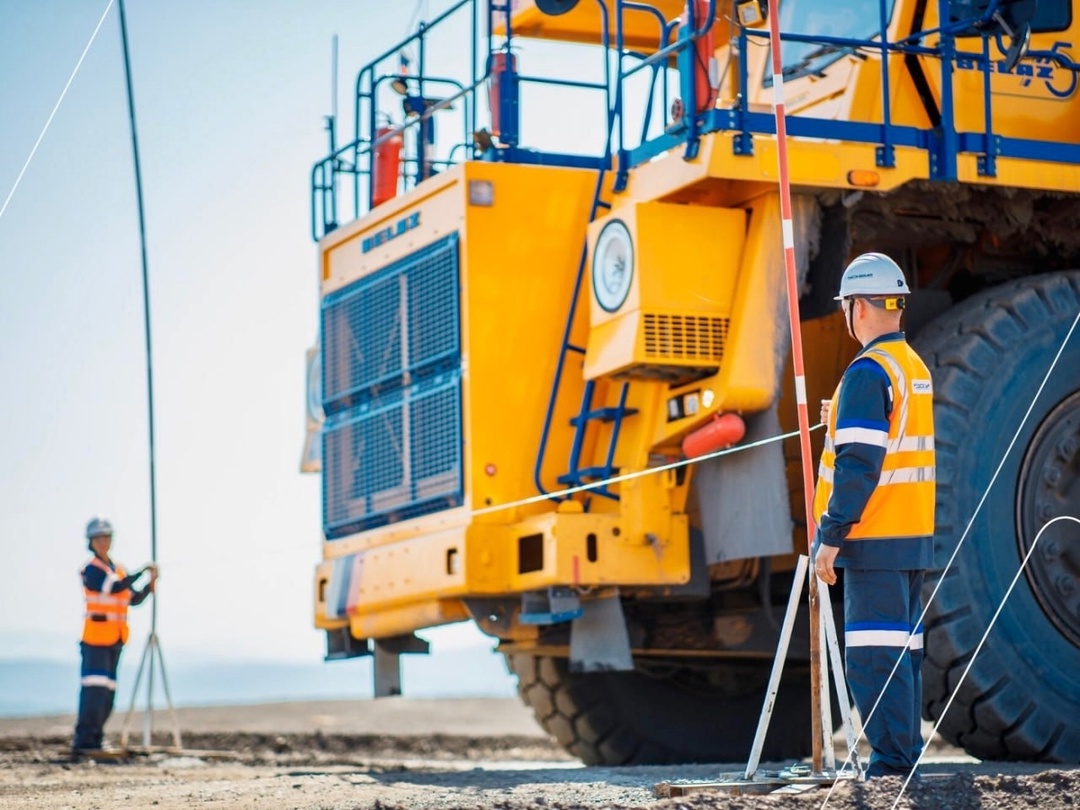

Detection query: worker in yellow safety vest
xmin=73 ymin=517 xmax=157 ymax=755
xmin=813 ymin=252 xmax=936 ymax=779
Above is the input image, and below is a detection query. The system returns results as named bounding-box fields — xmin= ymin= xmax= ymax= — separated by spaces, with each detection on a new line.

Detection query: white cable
xmin=820 ymin=307 xmax=1080 ymax=807
xmin=890 ymin=515 xmax=1080 ymax=809
xmin=156 ymin=423 xmax=823 ymax=569
xmin=0 ymin=0 xmax=116 ymax=224
xmin=474 ymin=423 xmax=823 ymax=516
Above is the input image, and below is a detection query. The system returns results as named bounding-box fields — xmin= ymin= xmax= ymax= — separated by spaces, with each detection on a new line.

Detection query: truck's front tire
xmin=915 ymin=271 xmax=1080 ymax=762
xmin=506 ymin=653 xmax=815 ymax=765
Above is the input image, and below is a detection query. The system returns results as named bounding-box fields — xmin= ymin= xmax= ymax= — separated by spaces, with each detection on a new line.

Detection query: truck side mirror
xmin=946 ymin=0 xmax=1035 ymax=71
xmin=998 ymin=17 xmax=1032 ymax=72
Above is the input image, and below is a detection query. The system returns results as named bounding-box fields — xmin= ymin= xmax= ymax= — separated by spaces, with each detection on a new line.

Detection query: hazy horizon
xmin=0 ymin=641 xmax=518 ymax=718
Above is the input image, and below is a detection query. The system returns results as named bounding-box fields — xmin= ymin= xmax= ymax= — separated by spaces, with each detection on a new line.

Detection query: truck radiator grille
xmin=320 ymin=235 xmax=462 ymax=539
xmin=642 ymin=313 xmax=729 ymax=362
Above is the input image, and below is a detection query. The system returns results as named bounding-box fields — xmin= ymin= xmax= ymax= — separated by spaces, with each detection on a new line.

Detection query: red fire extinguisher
xmin=682 ymin=0 xmax=717 ymax=114
xmin=682 ymin=412 xmax=746 ymax=458
xmin=371 ymin=125 xmax=403 ymax=208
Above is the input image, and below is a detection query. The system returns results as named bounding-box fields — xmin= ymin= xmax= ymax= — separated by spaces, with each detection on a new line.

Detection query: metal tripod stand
xmin=659 ymin=555 xmax=861 ymax=798
xmin=742 ymin=554 xmax=860 ymax=781
xmin=119 ymin=599 xmax=182 ymax=750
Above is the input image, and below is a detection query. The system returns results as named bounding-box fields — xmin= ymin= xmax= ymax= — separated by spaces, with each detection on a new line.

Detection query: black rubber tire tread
xmin=505 ymin=653 xmax=816 ymax=766
xmin=913 ymin=271 xmax=1080 ymax=763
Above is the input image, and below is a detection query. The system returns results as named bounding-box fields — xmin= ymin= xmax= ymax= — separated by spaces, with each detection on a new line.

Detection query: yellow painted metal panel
xmin=709 ymin=191 xmax=785 ymax=413
xmin=956 ymin=155 xmax=1080 ymax=193
xmin=583 ymin=202 xmax=746 ymax=380
xmin=345 ymin=529 xmax=468 ymax=608
xmin=460 ymin=162 xmax=600 ymax=517
xmin=623 ymin=134 xmax=927 ymax=207
xmin=466 ymin=503 xmax=689 ymax=592
xmin=582 ymin=309 xmax=644 ymax=380
xmin=349 ymin=600 xmax=470 ymax=640
xmin=321 ymin=171 xmax=464 ymax=294
xmin=323 ymin=507 xmax=471 ymax=558
xmin=912 ymin=6 xmax=1080 ymax=147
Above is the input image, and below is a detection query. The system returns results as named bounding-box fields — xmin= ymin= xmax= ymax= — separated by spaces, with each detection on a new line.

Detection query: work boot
xmin=71 ymin=741 xmax=124 ymax=760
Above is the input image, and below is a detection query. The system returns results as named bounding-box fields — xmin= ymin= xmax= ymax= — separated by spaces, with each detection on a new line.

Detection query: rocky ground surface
xmin=1 ymin=699 xmax=1077 ymax=809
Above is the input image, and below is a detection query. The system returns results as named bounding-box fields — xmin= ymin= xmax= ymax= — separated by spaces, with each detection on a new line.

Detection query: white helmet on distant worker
xmin=86 ymin=517 xmax=114 ymax=541
xmin=834 ymin=252 xmax=911 ymax=300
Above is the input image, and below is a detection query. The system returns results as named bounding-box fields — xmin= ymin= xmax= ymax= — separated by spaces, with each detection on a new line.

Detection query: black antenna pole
xmin=117 ymin=0 xmax=158 ymax=574
xmin=116 ymin=0 xmax=182 ymax=751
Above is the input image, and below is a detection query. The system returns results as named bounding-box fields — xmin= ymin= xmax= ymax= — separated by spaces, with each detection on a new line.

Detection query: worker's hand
xmin=814 ymin=544 xmax=839 ymax=586
xmin=819 ymin=399 xmax=831 ymax=426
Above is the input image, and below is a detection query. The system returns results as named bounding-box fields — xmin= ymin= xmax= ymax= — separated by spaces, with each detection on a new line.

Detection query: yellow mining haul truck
xmin=303 ymin=0 xmax=1080 ymax=764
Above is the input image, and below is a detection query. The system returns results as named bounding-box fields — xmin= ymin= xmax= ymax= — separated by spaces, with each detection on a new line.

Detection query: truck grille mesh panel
xmin=320 ymin=235 xmax=462 ymax=538
xmin=642 ymin=313 xmax=728 ymax=361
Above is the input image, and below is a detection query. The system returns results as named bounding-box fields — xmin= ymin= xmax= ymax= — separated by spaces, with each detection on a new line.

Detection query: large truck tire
xmin=505 ymin=653 xmax=815 ymax=765
xmin=914 ymin=271 xmax=1080 ymax=762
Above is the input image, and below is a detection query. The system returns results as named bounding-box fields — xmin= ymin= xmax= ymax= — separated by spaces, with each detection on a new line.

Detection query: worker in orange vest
xmin=813 ymin=254 xmax=935 ymax=779
xmin=73 ymin=517 xmax=157 ymax=755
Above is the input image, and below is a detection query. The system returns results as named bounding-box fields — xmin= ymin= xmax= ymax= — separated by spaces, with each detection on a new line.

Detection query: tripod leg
xmin=818 ymin=600 xmax=835 ymax=769
xmin=143 ymin=634 xmax=157 ymax=747
xmin=152 ymin=636 xmax=183 ymax=748
xmin=744 ymin=555 xmax=809 ymax=779
xmin=821 ymin=589 xmax=861 ymax=775
xmin=119 ymin=638 xmax=153 ymax=748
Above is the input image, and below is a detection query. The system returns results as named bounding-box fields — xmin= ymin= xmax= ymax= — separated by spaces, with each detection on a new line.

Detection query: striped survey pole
xmin=767 ymin=5 xmax=826 ymax=774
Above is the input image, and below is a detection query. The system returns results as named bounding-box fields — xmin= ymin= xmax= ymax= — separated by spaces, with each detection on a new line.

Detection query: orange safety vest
xmin=82 ymin=557 xmax=131 ymax=646
xmin=813 ymin=339 xmax=936 ymax=544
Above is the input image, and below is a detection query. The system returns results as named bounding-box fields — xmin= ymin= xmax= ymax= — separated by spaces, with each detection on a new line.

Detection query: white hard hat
xmin=86 ymin=517 xmax=114 ymax=540
xmin=835 ymin=253 xmax=911 ymax=300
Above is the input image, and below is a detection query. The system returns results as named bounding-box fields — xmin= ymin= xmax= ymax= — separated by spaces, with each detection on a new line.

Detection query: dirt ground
xmin=1 ymin=698 xmax=1077 ymax=809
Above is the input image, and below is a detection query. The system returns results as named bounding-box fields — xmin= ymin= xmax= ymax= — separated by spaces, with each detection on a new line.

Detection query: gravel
xmin=1 ymin=700 xmax=1077 ymax=809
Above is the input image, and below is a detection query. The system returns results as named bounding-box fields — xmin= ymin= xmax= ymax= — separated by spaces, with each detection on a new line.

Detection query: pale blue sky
xmin=1 ymin=0 xmax=462 ymax=664
xmin=0 ymin=1 xmax=641 ymax=670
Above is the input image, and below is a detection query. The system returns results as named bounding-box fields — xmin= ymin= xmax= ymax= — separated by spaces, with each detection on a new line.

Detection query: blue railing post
xmin=417 ymin=21 xmax=428 ymax=187
xmin=979 ymin=34 xmax=997 ymax=177
xmin=471 ymin=0 xmax=479 ymax=149
xmin=489 ymin=48 xmax=520 ymax=147
xmin=877 ymin=0 xmax=896 ymax=168
xmin=733 ymin=23 xmax=753 ymax=155
xmin=325 ymin=115 xmax=338 ymax=232
xmin=355 ymin=65 xmax=373 ymax=220
xmin=934 ymin=0 xmax=959 ymax=181
xmin=677 ymin=2 xmax=698 ymax=157
xmin=615 ymin=0 xmax=628 ymax=185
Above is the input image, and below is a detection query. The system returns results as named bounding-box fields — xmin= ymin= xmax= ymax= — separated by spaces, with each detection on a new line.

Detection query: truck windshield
xmin=772 ymin=0 xmax=897 ymax=83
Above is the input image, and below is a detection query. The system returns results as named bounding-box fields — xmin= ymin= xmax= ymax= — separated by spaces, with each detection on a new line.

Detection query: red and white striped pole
xmin=767 ymin=4 xmax=825 ymax=773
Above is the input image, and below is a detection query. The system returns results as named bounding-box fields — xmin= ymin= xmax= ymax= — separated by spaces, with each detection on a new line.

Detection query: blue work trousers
xmin=73 ymin=642 xmax=123 ymax=750
xmin=843 ymin=569 xmax=924 ymax=776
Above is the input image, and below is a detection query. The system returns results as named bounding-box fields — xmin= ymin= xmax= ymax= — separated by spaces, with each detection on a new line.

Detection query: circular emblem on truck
xmin=592 ymin=219 xmax=634 ymax=313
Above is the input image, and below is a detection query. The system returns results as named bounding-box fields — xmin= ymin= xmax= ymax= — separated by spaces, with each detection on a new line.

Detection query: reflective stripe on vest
xmin=813 ymin=340 xmax=936 ymax=541
xmin=82 ymin=557 xmax=131 ymax=646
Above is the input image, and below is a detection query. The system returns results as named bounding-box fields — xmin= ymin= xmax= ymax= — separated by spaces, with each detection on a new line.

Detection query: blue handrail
xmin=617 ymin=2 xmax=1080 ymax=180
xmin=310 ymin=0 xmax=615 ymax=241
